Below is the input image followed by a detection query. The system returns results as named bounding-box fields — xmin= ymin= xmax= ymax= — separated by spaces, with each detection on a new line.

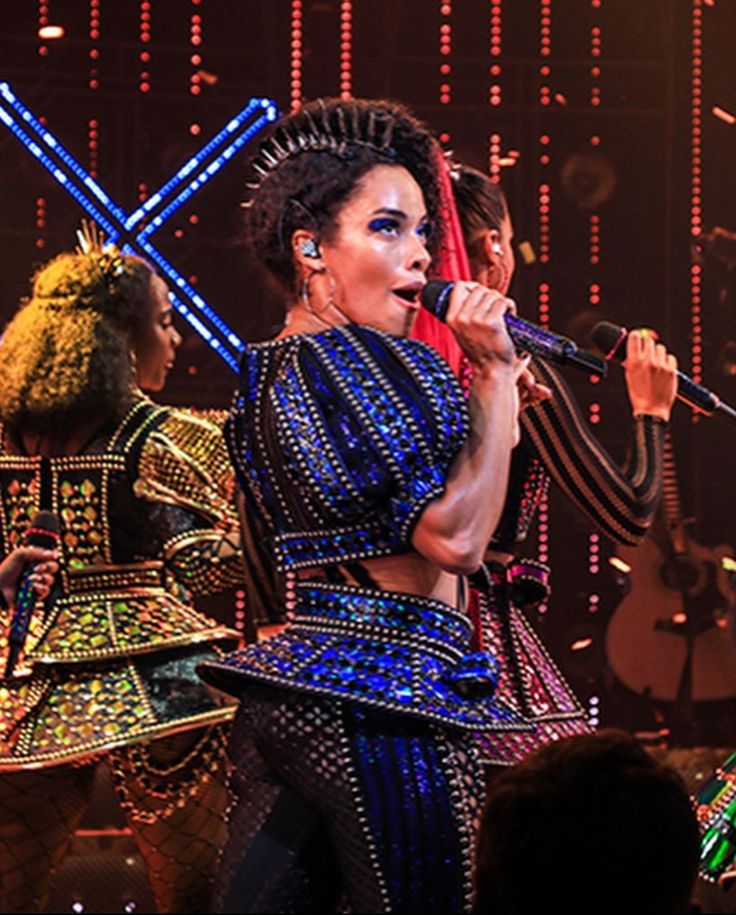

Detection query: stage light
xmin=290 ymin=1 xmax=304 ymax=111
xmin=340 ymin=1 xmax=353 ymax=99
xmin=518 ymin=241 xmax=536 ymax=265
xmin=588 ymin=695 xmax=600 ymax=727
xmin=608 ymin=556 xmax=631 ymax=575
xmin=197 ymin=69 xmax=218 ymax=86
xmin=488 ymin=133 xmax=501 ymax=182
xmin=439 ymin=2 xmax=453 ymax=104
xmin=0 ymin=82 xmax=278 ymax=370
xmin=38 ymin=24 xmax=64 ymax=40
xmin=565 ymin=621 xmax=607 ymax=682
xmin=690 ymin=2 xmax=704 ymax=394
xmin=571 ymin=637 xmax=594 ymax=652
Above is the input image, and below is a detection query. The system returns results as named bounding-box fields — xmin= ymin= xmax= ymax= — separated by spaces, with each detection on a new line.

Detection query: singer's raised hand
xmin=0 ymin=546 xmax=59 ymax=608
xmin=623 ymin=330 xmax=678 ymax=421
xmin=443 ymin=281 xmax=518 ymax=371
xmin=517 ymin=367 xmax=552 ymax=412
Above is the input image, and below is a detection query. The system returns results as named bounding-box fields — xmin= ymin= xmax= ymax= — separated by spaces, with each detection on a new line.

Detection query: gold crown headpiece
xmin=75 ymin=220 xmax=126 ymax=294
xmin=250 ymin=99 xmax=398 ymax=185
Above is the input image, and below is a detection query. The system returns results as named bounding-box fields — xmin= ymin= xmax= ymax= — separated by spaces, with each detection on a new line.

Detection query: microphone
xmin=591 ymin=321 xmax=736 ymax=422
xmin=421 ymin=280 xmax=608 ymax=377
xmin=5 ymin=510 xmax=59 ymax=678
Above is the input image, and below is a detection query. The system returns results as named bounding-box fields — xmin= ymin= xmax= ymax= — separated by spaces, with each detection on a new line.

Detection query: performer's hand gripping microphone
xmin=421 ymin=280 xmax=608 ymax=377
xmin=5 ymin=510 xmax=60 ymax=678
xmin=591 ymin=321 xmax=736 ymax=422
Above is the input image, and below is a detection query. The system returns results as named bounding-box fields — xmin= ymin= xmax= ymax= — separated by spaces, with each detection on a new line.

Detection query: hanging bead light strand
xmin=339 ymin=1 xmax=353 ymax=100
xmin=290 ymin=1 xmax=304 ymax=112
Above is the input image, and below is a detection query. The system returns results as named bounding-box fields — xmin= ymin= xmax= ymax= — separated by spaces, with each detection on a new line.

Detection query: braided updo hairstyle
xmin=0 ymin=251 xmax=155 ymax=431
xmin=245 ymin=97 xmax=443 ymax=294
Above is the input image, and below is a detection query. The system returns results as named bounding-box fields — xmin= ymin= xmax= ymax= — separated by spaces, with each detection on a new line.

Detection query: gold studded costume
xmin=0 ymin=397 xmax=242 ymax=768
xmin=0 ymin=396 xmax=244 ymax=913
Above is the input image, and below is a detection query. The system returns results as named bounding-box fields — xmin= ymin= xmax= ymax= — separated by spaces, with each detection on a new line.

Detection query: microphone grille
xmin=420 ymin=280 xmax=453 ymax=322
xmin=591 ymin=321 xmax=627 ymax=360
xmin=25 ymin=510 xmax=60 ymax=547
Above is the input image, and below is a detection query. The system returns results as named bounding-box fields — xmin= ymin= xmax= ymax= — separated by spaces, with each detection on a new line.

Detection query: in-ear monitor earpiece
xmin=301 ymin=239 xmax=321 ymax=259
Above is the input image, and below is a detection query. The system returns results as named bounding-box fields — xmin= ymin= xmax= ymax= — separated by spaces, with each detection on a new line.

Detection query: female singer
xmin=0 ymin=234 xmax=244 ymax=913
xmin=198 ymin=97 xmax=544 ymax=913
xmin=412 ymin=161 xmax=679 ymax=765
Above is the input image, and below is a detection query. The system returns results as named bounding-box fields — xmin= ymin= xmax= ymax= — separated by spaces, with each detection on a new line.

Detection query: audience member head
xmin=474 ymin=728 xmax=700 ymax=914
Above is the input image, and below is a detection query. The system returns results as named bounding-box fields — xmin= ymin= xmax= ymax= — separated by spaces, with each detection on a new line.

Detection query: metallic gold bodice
xmin=0 ymin=397 xmax=244 ymax=768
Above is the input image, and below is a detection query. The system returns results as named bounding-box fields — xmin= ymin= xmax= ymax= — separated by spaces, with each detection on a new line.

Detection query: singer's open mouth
xmin=392 ymin=286 xmax=422 ymax=306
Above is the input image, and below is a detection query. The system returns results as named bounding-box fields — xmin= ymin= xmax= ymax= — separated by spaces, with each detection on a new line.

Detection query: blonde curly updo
xmin=0 ymin=250 xmax=155 ymax=432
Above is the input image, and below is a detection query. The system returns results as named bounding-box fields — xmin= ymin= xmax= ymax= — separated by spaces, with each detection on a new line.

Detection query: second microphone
xmin=420 ymin=280 xmax=607 ymax=377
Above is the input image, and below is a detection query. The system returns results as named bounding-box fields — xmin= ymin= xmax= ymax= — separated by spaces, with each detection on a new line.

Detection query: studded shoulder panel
xmin=227 ymin=325 xmax=469 ymax=572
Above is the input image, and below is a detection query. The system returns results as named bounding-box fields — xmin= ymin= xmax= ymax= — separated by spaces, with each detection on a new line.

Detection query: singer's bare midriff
xmin=297 ymin=552 xmax=461 ymax=609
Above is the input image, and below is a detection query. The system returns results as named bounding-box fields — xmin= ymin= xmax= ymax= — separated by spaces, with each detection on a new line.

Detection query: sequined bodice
xmin=226 ymin=325 xmax=470 ymax=572
xmin=0 ymin=398 xmax=243 ymax=619
xmin=2 ymin=402 xmax=193 ymax=589
xmin=0 ymin=398 xmax=242 ymax=768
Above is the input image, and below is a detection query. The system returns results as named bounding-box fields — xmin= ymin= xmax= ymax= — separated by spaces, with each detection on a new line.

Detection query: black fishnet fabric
xmin=213 ymin=686 xmax=484 ymax=914
xmin=0 ymin=725 xmax=230 ymax=914
xmin=110 ymin=725 xmax=231 ymax=914
xmin=0 ymin=765 xmax=96 ymax=913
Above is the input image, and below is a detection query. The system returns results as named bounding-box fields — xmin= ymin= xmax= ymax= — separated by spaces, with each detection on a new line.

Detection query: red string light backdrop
xmin=2 ymin=0 xmax=734 ymax=743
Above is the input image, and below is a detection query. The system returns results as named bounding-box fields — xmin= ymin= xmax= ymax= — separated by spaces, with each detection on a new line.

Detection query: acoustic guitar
xmin=605 ymin=434 xmax=736 ymax=707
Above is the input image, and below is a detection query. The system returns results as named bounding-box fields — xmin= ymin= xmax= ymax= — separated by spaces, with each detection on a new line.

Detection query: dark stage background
xmin=1 ymin=0 xmax=735 ymax=747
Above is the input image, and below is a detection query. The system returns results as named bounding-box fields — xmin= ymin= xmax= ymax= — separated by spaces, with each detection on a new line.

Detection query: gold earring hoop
xmin=129 ymin=349 xmax=143 ymax=394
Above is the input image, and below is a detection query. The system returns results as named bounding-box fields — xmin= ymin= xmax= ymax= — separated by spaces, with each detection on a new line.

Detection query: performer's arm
xmin=522 ymin=352 xmax=671 ymax=546
xmin=412 ymin=283 xmax=525 ymax=573
xmin=134 ymin=408 xmax=246 ymax=595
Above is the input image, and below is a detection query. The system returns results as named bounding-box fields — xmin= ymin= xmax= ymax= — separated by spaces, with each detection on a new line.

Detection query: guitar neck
xmin=661 ymin=433 xmax=688 ymax=554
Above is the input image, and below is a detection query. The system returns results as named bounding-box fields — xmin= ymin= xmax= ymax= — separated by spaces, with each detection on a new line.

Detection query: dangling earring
xmin=301 ymin=268 xmax=342 ymax=325
xmin=486 ymin=261 xmax=510 ymax=295
xmin=129 ymin=349 xmax=142 ymax=392
xmin=495 ymin=261 xmax=511 ymax=295
xmin=493 ymin=262 xmax=511 ymax=295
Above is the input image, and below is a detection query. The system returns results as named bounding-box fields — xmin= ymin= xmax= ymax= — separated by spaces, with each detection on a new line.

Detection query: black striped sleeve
xmin=521 ymin=360 xmax=667 ymax=545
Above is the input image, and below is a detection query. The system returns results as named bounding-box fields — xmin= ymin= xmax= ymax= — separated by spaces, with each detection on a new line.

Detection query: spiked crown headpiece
xmin=250 ymin=99 xmax=398 ymax=185
xmin=75 ymin=219 xmax=126 ymax=295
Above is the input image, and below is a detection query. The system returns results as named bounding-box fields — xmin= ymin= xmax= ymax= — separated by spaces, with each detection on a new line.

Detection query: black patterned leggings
xmin=0 ymin=724 xmax=230 ymax=914
xmin=214 ymin=686 xmax=485 ymax=914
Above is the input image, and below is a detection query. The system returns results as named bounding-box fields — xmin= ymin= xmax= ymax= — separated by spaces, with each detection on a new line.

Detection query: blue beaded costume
xmin=198 ymin=324 xmax=526 ymax=913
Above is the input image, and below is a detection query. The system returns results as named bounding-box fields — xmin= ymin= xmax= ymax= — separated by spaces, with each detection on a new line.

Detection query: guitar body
xmin=606 ymin=535 xmax=736 ymax=701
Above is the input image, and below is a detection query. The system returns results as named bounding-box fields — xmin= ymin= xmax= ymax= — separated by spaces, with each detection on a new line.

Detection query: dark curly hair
xmin=0 ymin=251 xmax=156 ymax=432
xmin=244 ymin=97 xmax=442 ymax=293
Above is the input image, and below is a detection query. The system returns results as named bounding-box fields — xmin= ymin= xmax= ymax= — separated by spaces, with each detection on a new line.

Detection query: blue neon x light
xmin=0 ymin=82 xmax=279 ymax=371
